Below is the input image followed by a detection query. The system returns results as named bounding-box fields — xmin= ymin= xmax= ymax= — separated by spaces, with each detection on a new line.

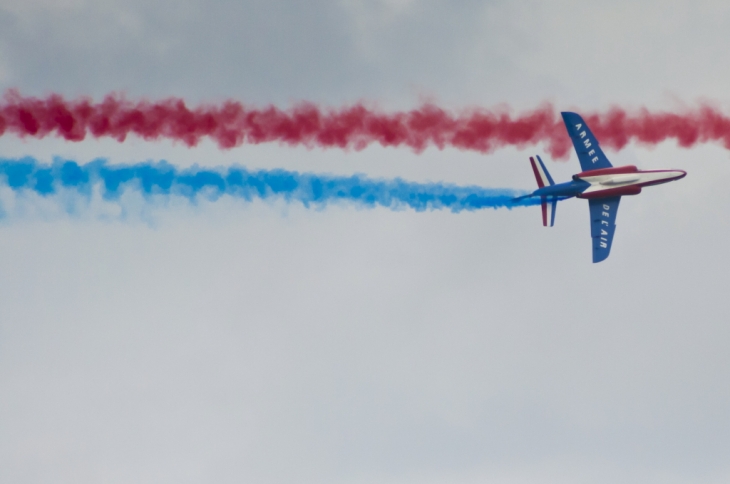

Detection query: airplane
xmin=520 ymin=112 xmax=686 ymax=263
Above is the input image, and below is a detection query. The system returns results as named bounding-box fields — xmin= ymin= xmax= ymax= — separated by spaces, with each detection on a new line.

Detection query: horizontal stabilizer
xmin=541 ymin=196 xmax=557 ymax=227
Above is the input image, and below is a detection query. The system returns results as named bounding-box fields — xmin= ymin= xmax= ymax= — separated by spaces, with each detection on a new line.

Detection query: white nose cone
xmin=638 ymin=170 xmax=687 ymax=184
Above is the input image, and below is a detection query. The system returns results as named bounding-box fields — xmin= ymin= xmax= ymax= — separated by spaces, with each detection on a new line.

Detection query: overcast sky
xmin=1 ymin=1 xmax=729 ymax=484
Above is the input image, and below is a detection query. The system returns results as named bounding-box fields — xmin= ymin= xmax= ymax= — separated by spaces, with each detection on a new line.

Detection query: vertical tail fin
xmin=530 ymin=155 xmax=557 ymax=227
xmin=529 ymin=155 xmax=554 ymax=188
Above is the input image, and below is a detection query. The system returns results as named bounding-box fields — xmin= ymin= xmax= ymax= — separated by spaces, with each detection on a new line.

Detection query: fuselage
xmin=532 ymin=165 xmax=686 ymax=200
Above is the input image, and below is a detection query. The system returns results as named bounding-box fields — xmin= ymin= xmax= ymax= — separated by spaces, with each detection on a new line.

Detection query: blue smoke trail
xmin=0 ymin=157 xmax=538 ymax=215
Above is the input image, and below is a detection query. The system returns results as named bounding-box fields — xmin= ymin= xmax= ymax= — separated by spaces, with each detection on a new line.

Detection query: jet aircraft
xmin=521 ymin=112 xmax=686 ymax=263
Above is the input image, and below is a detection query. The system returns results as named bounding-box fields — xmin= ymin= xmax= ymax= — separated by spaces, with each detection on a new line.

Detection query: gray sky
xmin=0 ymin=1 xmax=729 ymax=483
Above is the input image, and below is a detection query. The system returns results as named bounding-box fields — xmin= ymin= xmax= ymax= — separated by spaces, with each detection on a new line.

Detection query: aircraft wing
xmin=589 ymin=197 xmax=620 ymax=263
xmin=561 ymin=112 xmax=613 ymax=172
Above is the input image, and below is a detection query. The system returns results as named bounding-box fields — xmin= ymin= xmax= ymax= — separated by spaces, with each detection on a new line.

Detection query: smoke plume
xmin=0 ymin=157 xmax=537 ymax=216
xmin=3 ymin=91 xmax=727 ymax=157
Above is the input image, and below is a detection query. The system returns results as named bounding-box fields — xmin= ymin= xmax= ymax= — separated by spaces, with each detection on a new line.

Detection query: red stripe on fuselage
xmin=574 ymin=165 xmax=638 ymax=178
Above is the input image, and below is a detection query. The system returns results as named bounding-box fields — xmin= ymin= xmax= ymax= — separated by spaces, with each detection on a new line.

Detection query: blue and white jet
xmin=521 ymin=112 xmax=686 ymax=263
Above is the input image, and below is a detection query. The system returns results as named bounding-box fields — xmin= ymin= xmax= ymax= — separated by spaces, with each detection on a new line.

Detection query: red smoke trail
xmin=2 ymin=89 xmax=730 ymax=158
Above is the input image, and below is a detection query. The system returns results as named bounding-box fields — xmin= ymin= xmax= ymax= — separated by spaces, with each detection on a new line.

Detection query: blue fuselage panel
xmin=532 ymin=179 xmax=589 ymax=199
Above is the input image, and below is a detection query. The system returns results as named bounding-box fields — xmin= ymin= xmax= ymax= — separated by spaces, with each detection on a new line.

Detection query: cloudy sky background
xmin=0 ymin=1 xmax=729 ymax=483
